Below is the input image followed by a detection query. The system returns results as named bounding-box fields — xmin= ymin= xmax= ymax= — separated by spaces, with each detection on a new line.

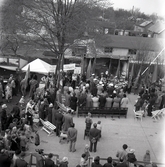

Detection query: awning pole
xmin=141 ymin=47 xmax=165 ymax=76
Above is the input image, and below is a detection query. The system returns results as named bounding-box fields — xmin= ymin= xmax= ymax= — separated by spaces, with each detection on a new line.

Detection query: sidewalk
xmin=28 ymin=94 xmax=165 ymax=167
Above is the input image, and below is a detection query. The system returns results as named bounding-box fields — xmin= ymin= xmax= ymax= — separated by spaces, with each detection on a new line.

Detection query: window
xmin=104 ymin=47 xmax=113 ymax=53
xmin=128 ymin=49 xmax=137 ymax=54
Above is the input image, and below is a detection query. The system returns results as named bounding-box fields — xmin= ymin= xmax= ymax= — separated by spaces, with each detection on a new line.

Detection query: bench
xmin=78 ymin=107 xmax=128 ymax=118
xmin=40 ymin=119 xmax=56 ymax=136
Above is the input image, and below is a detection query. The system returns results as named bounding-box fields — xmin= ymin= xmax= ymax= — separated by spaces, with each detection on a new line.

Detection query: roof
xmin=148 ymin=22 xmax=165 ymax=34
xmin=95 ymin=34 xmax=165 ymax=51
xmin=139 ymin=20 xmax=153 ymax=27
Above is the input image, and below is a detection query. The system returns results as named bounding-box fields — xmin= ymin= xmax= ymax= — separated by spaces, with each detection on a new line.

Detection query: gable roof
xmin=139 ymin=20 xmax=153 ymax=27
xmin=148 ymin=22 xmax=165 ymax=34
xmin=95 ymin=34 xmax=165 ymax=51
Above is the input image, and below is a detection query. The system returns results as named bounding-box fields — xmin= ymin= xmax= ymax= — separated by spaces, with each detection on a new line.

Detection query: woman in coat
xmin=112 ymin=94 xmax=121 ymax=108
xmin=70 ymin=93 xmax=77 ymax=111
xmin=105 ymin=95 xmax=113 ymax=108
xmin=86 ymin=90 xmax=93 ymax=107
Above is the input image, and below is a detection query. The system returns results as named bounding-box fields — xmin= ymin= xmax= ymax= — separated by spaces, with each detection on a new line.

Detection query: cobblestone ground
xmin=25 ymin=93 xmax=165 ymax=167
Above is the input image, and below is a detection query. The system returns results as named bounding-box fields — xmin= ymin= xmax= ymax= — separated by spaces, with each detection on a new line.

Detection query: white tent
xmin=22 ymin=58 xmax=51 ymax=74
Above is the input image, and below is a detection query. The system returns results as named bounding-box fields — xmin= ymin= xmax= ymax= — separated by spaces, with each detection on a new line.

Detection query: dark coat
xmin=91 ymin=162 xmax=103 ymax=167
xmin=99 ymin=96 xmax=106 ymax=108
xmin=55 ymin=112 xmax=64 ymax=124
xmin=1 ymin=109 xmax=7 ymax=130
xmin=45 ymin=158 xmax=57 ymax=167
xmin=70 ymin=96 xmax=77 ymax=111
xmin=59 ymin=162 xmax=68 ymax=167
xmin=15 ymin=159 xmax=28 ymax=167
xmin=35 ymin=133 xmax=40 ymax=146
xmin=62 ymin=113 xmax=73 ymax=132
xmin=47 ymin=107 xmax=53 ymax=123
xmin=0 ymin=153 xmax=12 ymax=167
xmin=89 ymin=128 xmax=100 ymax=141
xmin=78 ymin=94 xmax=86 ymax=107
xmin=10 ymin=138 xmax=20 ymax=151
xmin=103 ymin=163 xmax=113 ymax=167
xmin=116 ymin=162 xmax=128 ymax=167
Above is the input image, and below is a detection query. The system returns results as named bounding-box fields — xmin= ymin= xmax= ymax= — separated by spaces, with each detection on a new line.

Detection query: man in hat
xmin=67 ymin=123 xmax=77 ymax=152
xmin=89 ymin=123 xmax=101 ymax=152
xmin=1 ymin=104 xmax=7 ymax=131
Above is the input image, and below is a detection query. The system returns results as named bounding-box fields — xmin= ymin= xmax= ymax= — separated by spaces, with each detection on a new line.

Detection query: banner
xmin=63 ymin=64 xmax=76 ymax=71
xmin=49 ymin=64 xmax=76 ymax=73
xmin=74 ymin=67 xmax=81 ymax=74
xmin=49 ymin=65 xmax=56 ymax=73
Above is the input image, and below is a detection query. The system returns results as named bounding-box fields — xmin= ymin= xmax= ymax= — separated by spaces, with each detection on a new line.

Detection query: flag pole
xmin=141 ymin=47 xmax=165 ymax=76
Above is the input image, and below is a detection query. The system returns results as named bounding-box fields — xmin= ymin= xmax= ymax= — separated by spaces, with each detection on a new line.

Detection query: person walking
xmin=89 ymin=123 xmax=101 ymax=152
xmin=67 ymin=123 xmax=77 ymax=152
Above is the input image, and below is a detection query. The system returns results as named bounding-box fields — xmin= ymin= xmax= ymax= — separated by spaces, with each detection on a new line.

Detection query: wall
xmin=112 ymin=48 xmax=128 ymax=56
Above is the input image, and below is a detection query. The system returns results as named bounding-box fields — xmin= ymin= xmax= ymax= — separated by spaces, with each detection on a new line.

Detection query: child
xmin=19 ymin=96 xmax=25 ymax=108
xmin=80 ymin=153 xmax=88 ymax=167
xmin=34 ymin=130 xmax=40 ymax=146
xmin=143 ymin=150 xmax=151 ymax=166
xmin=84 ymin=144 xmax=90 ymax=162
xmin=127 ymin=149 xmax=137 ymax=166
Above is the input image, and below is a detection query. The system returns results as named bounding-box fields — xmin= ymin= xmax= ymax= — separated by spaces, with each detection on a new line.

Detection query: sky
xmin=112 ymin=0 xmax=165 ymax=17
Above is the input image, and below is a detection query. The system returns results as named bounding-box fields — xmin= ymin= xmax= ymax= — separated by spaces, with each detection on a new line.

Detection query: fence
xmin=88 ymin=157 xmax=165 ymax=167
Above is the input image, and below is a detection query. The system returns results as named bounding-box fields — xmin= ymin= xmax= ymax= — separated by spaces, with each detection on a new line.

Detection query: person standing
xmin=47 ymin=103 xmax=54 ymax=123
xmin=29 ymin=77 xmax=38 ymax=98
xmin=89 ymin=123 xmax=101 ymax=152
xmin=0 ymin=149 xmax=12 ymax=167
xmin=103 ymin=157 xmax=113 ymax=167
xmin=14 ymin=152 xmax=28 ymax=167
xmin=92 ymin=95 xmax=99 ymax=108
xmin=116 ymin=144 xmax=128 ymax=162
xmin=1 ymin=104 xmax=8 ymax=131
xmin=85 ymin=112 xmax=93 ymax=130
xmin=120 ymin=94 xmax=129 ymax=108
xmin=91 ymin=156 xmax=102 ymax=167
xmin=65 ymin=91 xmax=71 ymax=107
xmin=45 ymin=153 xmax=58 ymax=167
xmin=55 ymin=109 xmax=64 ymax=136
xmin=67 ymin=123 xmax=77 ymax=152
xmin=62 ymin=110 xmax=73 ymax=132
xmin=70 ymin=93 xmax=77 ymax=112
xmin=32 ymin=149 xmax=45 ymax=167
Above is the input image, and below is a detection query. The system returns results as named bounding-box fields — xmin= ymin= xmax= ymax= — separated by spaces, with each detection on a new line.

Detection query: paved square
xmin=28 ymin=94 xmax=165 ymax=167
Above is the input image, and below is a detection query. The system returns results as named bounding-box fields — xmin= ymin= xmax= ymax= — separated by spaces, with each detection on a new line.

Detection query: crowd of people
xmin=0 ymin=70 xmax=164 ymax=167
